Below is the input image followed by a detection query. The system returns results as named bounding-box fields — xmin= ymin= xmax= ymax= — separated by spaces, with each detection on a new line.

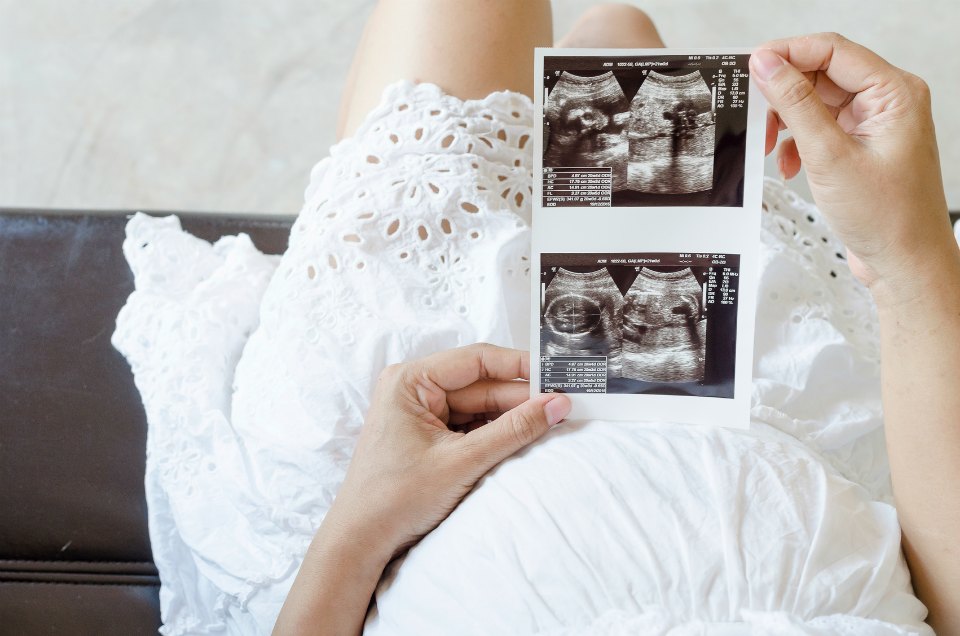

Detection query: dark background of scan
xmin=542 ymin=55 xmax=749 ymax=208
xmin=540 ymin=263 xmax=738 ymax=398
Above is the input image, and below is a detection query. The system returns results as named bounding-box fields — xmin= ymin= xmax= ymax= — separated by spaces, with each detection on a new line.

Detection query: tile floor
xmin=1 ymin=0 xmax=957 ymax=214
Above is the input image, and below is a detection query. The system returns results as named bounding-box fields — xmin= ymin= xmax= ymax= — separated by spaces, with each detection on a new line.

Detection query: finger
xmin=446 ymin=380 xmax=529 ymax=416
xmin=458 ymin=394 xmax=572 ymax=470
xmin=776 ymin=136 xmax=802 ymax=179
xmin=803 ymin=69 xmax=855 ymax=109
xmin=403 ymin=344 xmax=529 ymax=393
xmin=760 ymin=32 xmax=897 ymax=95
xmin=750 ymin=48 xmax=851 ymax=170
xmin=836 ymin=106 xmax=863 ymax=135
xmin=764 ymin=109 xmax=779 ymax=156
xmin=376 ymin=362 xmax=448 ymax=420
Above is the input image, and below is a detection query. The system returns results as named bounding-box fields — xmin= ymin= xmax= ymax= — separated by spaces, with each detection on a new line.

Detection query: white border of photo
xmin=530 ymin=47 xmax=768 ymax=429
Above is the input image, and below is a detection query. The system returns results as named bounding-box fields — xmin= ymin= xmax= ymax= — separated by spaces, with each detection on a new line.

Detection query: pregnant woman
xmin=112 ymin=2 xmax=960 ymax=634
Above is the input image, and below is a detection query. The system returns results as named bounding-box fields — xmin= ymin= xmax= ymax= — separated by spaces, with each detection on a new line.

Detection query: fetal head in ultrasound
xmin=541 ymin=268 xmax=623 ymax=377
xmin=539 ymin=253 xmax=740 ymax=398
xmin=541 ymin=55 xmax=749 ymax=208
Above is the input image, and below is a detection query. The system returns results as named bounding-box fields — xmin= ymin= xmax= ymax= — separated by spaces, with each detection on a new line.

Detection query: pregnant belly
xmin=366 ymin=421 xmax=925 ymax=635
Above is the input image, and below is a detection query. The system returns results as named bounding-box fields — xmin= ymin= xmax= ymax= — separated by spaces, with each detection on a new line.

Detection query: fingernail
xmin=543 ymin=396 xmax=571 ymax=426
xmin=751 ymin=48 xmax=785 ymax=82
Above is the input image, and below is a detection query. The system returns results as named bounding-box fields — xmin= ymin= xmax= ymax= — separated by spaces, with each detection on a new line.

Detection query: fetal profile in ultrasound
xmin=542 ymin=55 xmax=749 ymax=207
xmin=628 ymin=71 xmax=715 ymax=196
xmin=543 ymin=71 xmax=631 ymax=192
xmin=622 ymin=267 xmax=707 ymax=383
xmin=540 ymin=254 xmax=739 ymax=398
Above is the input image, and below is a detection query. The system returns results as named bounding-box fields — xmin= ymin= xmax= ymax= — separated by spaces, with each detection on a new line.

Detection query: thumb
xmin=461 ymin=394 xmax=571 ymax=470
xmin=750 ymin=48 xmax=850 ymax=171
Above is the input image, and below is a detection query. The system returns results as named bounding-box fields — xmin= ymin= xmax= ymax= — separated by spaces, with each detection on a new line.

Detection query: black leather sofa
xmin=0 ymin=209 xmax=294 ymax=635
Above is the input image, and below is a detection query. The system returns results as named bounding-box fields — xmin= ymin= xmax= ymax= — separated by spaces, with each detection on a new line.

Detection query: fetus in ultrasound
xmin=541 ymin=268 xmax=623 ymax=376
xmin=621 ymin=268 xmax=706 ymax=383
xmin=546 ymin=294 xmax=604 ymax=335
xmin=628 ymin=71 xmax=715 ymax=194
xmin=544 ymin=71 xmax=631 ymax=191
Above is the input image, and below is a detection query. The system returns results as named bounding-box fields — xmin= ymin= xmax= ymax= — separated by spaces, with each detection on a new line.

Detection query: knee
xmin=582 ymin=3 xmax=657 ymax=33
xmin=561 ymin=2 xmax=663 ymax=49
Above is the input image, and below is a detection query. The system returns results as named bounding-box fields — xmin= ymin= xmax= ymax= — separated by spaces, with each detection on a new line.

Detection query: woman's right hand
xmin=749 ymin=33 xmax=956 ymax=306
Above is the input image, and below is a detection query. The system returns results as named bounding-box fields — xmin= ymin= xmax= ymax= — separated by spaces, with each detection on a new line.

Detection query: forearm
xmin=273 ymin=505 xmax=395 ymax=636
xmin=876 ymin=244 xmax=960 ymax=634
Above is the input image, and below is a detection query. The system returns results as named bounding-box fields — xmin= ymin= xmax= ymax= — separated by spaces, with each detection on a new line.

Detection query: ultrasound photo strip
xmin=544 ymin=70 xmax=716 ymax=195
xmin=532 ymin=48 xmax=764 ymax=425
xmin=541 ymin=267 xmax=707 ymax=384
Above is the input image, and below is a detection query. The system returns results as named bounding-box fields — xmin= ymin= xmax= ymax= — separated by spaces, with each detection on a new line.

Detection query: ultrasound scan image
xmin=541 ymin=267 xmax=623 ymax=377
xmin=628 ymin=71 xmax=715 ymax=195
xmin=540 ymin=255 xmax=738 ymax=398
xmin=621 ymin=267 xmax=706 ymax=383
xmin=543 ymin=71 xmax=630 ymax=191
xmin=541 ymin=55 xmax=749 ymax=207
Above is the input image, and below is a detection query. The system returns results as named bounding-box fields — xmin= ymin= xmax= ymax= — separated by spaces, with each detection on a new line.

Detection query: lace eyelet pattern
xmin=753 ymin=178 xmax=889 ymax=507
xmin=112 ymin=80 xmax=918 ymax=634
xmin=114 ymin=80 xmax=537 ymax=635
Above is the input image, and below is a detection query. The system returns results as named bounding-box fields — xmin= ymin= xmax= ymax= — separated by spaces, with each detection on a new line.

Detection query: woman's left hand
xmin=275 ymin=344 xmax=571 ymax=635
xmin=331 ymin=343 xmax=571 ymax=557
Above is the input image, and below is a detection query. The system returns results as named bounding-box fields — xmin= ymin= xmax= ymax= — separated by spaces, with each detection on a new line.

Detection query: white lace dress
xmin=112 ymin=81 xmax=931 ymax=635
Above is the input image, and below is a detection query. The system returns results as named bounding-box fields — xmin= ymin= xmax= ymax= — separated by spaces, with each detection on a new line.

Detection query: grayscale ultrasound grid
xmin=540 ymin=252 xmax=739 ymax=398
xmin=541 ymin=54 xmax=749 ymax=208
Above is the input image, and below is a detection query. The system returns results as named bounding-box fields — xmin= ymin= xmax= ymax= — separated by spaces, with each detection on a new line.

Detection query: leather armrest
xmin=0 ymin=209 xmax=293 ymax=635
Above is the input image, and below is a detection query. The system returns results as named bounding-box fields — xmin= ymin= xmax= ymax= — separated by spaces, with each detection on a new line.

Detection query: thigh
xmin=556 ymin=3 xmax=665 ymax=48
xmin=337 ymin=0 xmax=552 ymax=140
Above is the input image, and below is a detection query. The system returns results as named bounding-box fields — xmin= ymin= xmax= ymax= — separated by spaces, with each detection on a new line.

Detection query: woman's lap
xmin=113 ymin=73 xmax=896 ymax=632
xmin=111 ymin=79 xmax=540 ymax=632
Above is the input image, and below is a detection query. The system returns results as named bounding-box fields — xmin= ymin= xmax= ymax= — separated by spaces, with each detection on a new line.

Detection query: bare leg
xmin=556 ymin=3 xmax=665 ymax=48
xmin=336 ymin=0 xmax=553 ymax=141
